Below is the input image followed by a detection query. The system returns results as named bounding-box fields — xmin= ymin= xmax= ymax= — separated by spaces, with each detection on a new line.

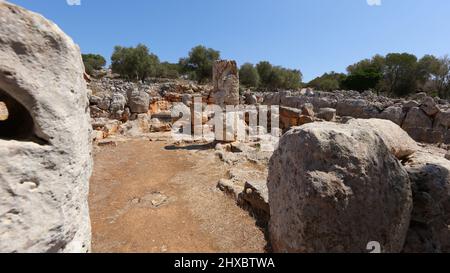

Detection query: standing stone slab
xmin=210 ymin=60 xmax=240 ymax=107
xmin=0 ymin=2 xmax=92 ymax=253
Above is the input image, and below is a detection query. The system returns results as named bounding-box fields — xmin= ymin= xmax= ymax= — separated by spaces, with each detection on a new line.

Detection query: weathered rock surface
xmin=240 ymin=180 xmax=270 ymax=223
xmin=109 ymin=93 xmax=127 ymax=118
xmin=379 ymin=105 xmax=405 ymax=126
xmin=403 ymin=151 xmax=450 ymax=253
xmin=0 ymin=2 xmax=92 ymax=252
xmin=402 ymin=107 xmax=434 ymax=142
xmin=317 ymin=108 xmax=336 ymax=121
xmin=421 ymin=96 xmax=440 ymax=117
xmin=120 ymin=114 xmax=151 ymax=137
xmin=128 ymin=89 xmax=150 ymax=114
xmin=347 ymin=119 xmax=418 ymax=159
xmin=244 ymin=93 xmax=258 ymax=105
xmin=268 ymin=122 xmax=412 ymax=253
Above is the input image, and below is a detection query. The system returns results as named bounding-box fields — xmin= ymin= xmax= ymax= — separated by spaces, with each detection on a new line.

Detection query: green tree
xmin=111 ymin=44 xmax=160 ymax=81
xmin=308 ymin=72 xmax=347 ymax=91
xmin=341 ymin=72 xmax=383 ymax=92
xmin=82 ymin=54 xmax=106 ymax=75
xmin=344 ymin=55 xmax=385 ymax=93
xmin=256 ymin=61 xmax=273 ymax=88
xmin=417 ymin=55 xmax=450 ymax=97
xmin=382 ymin=53 xmax=419 ymax=96
xmin=256 ymin=61 xmax=302 ymax=90
xmin=239 ymin=63 xmax=260 ymax=87
xmin=179 ymin=45 xmax=220 ymax=83
xmin=156 ymin=62 xmax=181 ymax=79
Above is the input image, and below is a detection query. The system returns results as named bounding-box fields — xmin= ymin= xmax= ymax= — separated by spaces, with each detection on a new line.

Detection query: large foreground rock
xmin=403 ymin=151 xmax=450 ymax=253
xmin=268 ymin=122 xmax=412 ymax=253
xmin=0 ymin=2 xmax=92 ymax=252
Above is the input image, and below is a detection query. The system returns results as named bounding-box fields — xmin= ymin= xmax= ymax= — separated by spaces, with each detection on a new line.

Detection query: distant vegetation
xmin=82 ymin=54 xmax=106 ymax=75
xmin=110 ymin=44 xmax=160 ymax=81
xmin=308 ymin=53 xmax=450 ymax=98
xmin=83 ymin=45 xmax=450 ymax=98
xmin=178 ymin=45 xmax=220 ymax=84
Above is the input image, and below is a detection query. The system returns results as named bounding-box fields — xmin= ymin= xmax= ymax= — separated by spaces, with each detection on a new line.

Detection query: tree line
xmin=83 ymin=45 xmax=450 ymax=98
xmin=82 ymin=44 xmax=303 ymax=90
xmin=307 ymin=53 xmax=450 ymax=98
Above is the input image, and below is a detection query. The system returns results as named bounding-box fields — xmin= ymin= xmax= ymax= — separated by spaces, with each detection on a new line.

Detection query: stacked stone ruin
xmin=261 ymin=90 xmax=450 ymax=144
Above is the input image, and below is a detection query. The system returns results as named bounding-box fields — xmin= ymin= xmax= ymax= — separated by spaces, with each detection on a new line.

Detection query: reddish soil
xmin=89 ymin=139 xmax=267 ymax=253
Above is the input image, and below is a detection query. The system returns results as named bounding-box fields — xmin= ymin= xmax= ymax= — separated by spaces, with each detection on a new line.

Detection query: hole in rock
xmin=0 ymin=101 xmax=8 ymax=121
xmin=0 ymin=88 xmax=46 ymax=144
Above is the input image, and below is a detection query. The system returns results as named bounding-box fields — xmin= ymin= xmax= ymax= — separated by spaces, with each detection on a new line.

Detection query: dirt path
xmin=89 ymin=138 xmax=267 ymax=253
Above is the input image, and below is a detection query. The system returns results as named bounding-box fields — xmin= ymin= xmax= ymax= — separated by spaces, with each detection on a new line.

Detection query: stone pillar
xmin=210 ymin=60 xmax=240 ymax=107
xmin=0 ymin=2 xmax=92 ymax=253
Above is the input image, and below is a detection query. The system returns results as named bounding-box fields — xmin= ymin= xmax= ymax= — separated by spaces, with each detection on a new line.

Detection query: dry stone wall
xmin=262 ymin=90 xmax=450 ymax=144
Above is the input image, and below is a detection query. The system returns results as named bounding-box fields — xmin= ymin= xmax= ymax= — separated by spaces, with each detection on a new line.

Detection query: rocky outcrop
xmin=0 ymin=2 xmax=92 ymax=252
xmin=210 ymin=60 xmax=240 ymax=107
xmin=268 ymin=121 xmax=413 ymax=253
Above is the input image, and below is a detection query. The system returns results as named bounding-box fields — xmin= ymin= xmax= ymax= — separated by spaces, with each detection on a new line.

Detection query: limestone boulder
xmin=301 ymin=103 xmax=315 ymax=117
xmin=403 ymin=151 xmax=450 ymax=253
xmin=241 ymin=180 xmax=270 ymax=223
xmin=402 ymin=107 xmax=433 ymax=142
xmin=317 ymin=108 xmax=336 ymax=121
xmin=336 ymin=99 xmax=378 ymax=118
xmin=244 ymin=93 xmax=258 ymax=105
xmin=120 ymin=114 xmax=151 ymax=137
xmin=128 ymin=89 xmax=150 ymax=114
xmin=268 ymin=122 xmax=412 ymax=253
xmin=0 ymin=2 xmax=92 ymax=252
xmin=89 ymin=95 xmax=102 ymax=106
xmin=109 ymin=93 xmax=126 ymax=113
xmin=434 ymin=110 xmax=450 ymax=131
xmin=420 ymin=97 xmax=440 ymax=117
xmin=347 ymin=119 xmax=418 ymax=159
xmin=379 ymin=105 xmax=405 ymax=126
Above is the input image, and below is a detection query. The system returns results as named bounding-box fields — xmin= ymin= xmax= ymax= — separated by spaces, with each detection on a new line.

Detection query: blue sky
xmin=8 ymin=0 xmax=450 ymax=81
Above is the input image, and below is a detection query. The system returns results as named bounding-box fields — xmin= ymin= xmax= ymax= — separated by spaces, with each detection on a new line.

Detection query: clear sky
xmin=7 ymin=0 xmax=450 ymax=81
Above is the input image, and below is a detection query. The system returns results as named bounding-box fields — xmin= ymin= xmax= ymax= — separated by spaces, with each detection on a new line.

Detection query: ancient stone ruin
xmin=2 ymin=0 xmax=450 ymax=255
xmin=0 ymin=2 xmax=92 ymax=252
xmin=209 ymin=60 xmax=240 ymax=107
